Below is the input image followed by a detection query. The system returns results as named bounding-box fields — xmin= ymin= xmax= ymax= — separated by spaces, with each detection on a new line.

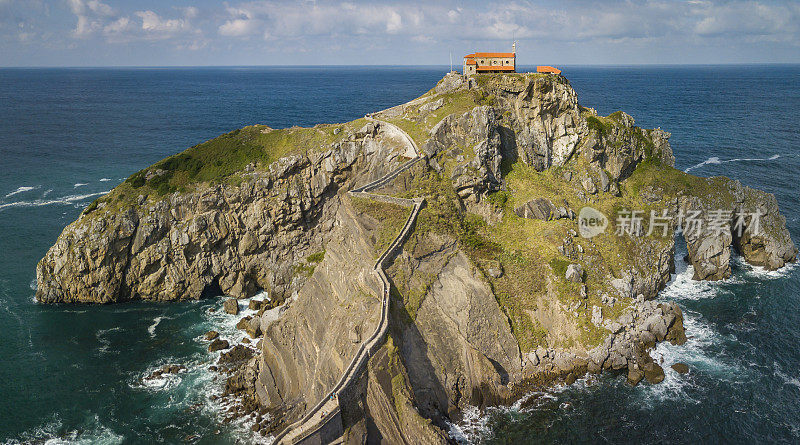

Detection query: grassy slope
xmin=84 ymin=120 xmax=367 ymax=216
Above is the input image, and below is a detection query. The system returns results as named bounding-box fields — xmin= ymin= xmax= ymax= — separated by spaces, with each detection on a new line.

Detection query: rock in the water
xmin=218 ymin=344 xmax=254 ymax=366
xmin=643 ymin=362 xmax=665 ymax=384
xmin=627 ymin=366 xmax=644 ymax=386
xmin=671 ymin=363 xmax=689 ymax=374
xmin=224 ymin=298 xmax=239 ymax=315
xmin=145 ymin=364 xmax=186 ymax=380
xmin=248 ymin=299 xmax=262 ymax=311
xmin=208 ymin=339 xmax=230 ymax=352
xmin=236 ymin=316 xmax=252 ymax=331
xmin=246 ymin=317 xmax=262 ymax=338
xmin=204 ymin=330 xmax=219 ymax=341
xmin=565 ymin=264 xmax=584 ymax=283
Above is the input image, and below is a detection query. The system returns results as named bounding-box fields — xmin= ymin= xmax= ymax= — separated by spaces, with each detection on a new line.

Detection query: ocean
xmin=0 ymin=65 xmax=798 ymax=444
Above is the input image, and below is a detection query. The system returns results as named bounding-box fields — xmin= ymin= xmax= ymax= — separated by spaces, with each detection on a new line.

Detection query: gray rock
xmin=435 ymin=72 xmax=464 ymax=94
xmin=349 ymin=327 xmax=361 ymax=344
xmin=591 ymin=305 xmax=603 ymax=326
xmin=419 ymin=98 xmax=444 ymax=113
xmin=565 ymin=264 xmax=584 ymax=283
xmin=581 ymin=177 xmax=597 ymax=195
xmin=599 ymin=170 xmax=610 ymax=192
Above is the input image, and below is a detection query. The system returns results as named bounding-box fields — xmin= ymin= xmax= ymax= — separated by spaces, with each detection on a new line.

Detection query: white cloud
xmin=135 ymin=10 xmax=188 ymax=34
xmin=218 ymin=7 xmax=258 ymax=37
xmin=4 ymin=0 xmax=800 ymax=65
xmin=103 ymin=16 xmax=130 ymax=34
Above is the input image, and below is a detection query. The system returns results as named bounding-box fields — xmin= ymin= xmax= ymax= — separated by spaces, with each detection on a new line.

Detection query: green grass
xmin=306 ymin=251 xmax=326 ymax=263
xmin=350 ymin=196 xmax=410 ymax=257
xmin=549 ymin=257 xmax=570 ymax=278
xmin=124 ymin=125 xmax=343 ymax=196
xmin=585 ymin=115 xmax=612 ymax=137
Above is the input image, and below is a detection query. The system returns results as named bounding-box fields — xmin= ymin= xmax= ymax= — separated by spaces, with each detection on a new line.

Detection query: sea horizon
xmin=2 ymin=62 xmax=800 ymax=69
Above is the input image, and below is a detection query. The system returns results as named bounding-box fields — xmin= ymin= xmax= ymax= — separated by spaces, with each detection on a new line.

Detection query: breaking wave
xmin=0 ymin=191 xmax=109 ymax=212
xmin=4 ymin=414 xmax=124 ymax=445
xmin=684 ymin=154 xmax=780 ymax=172
xmin=4 ymin=186 xmax=39 ymax=198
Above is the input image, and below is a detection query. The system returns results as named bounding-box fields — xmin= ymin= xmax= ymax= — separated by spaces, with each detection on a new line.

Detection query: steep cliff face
xmin=37 ymin=72 xmax=796 ymax=443
xmin=256 ymin=199 xmax=384 ymax=409
xmin=37 ymin=122 xmax=410 ymax=303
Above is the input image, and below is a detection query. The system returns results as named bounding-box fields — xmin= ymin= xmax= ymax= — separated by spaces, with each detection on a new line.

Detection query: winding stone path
xmin=272 ymin=119 xmax=425 ymax=444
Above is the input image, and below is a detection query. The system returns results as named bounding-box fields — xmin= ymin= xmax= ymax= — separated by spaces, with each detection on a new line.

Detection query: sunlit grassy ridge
xmin=83 ymin=120 xmax=366 ymax=215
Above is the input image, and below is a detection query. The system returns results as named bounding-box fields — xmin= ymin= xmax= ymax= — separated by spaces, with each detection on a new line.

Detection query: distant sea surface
xmin=0 ymin=65 xmax=798 ymax=444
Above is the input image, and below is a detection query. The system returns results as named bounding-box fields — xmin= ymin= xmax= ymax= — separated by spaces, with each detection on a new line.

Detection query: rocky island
xmin=37 ymin=72 xmax=797 ymax=443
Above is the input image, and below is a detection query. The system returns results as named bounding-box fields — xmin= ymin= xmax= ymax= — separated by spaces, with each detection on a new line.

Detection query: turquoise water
xmin=1 ymin=66 xmax=798 ymax=443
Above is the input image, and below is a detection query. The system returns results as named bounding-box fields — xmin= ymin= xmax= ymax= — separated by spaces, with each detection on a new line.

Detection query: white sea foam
xmin=43 ymin=189 xmax=52 ymax=197
xmin=774 ymin=363 xmax=800 ymax=388
xmin=734 ymin=256 xmax=798 ymax=279
xmin=6 ymin=414 xmax=124 ymax=445
xmin=641 ymin=248 xmax=748 ymax=405
xmin=0 ymin=191 xmax=110 ymax=212
xmin=135 ymin=360 xmax=187 ymax=392
xmin=447 ymin=405 xmax=490 ymax=444
xmin=95 ymin=327 xmax=122 ymax=356
xmin=684 ymin=154 xmax=780 ymax=172
xmin=130 ymin=293 xmax=275 ymax=443
xmin=147 ymin=315 xmax=171 ymax=337
xmin=4 ymin=185 xmax=39 ymax=198
xmin=99 ymin=178 xmax=111 ymax=182
xmin=73 ymin=183 xmax=88 ymax=188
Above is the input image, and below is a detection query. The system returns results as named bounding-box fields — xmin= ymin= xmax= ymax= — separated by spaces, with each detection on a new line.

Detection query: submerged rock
xmin=671 ymin=363 xmax=689 ymax=374
xmin=223 ymin=298 xmax=239 ymax=315
xmin=145 ymin=364 xmax=186 ymax=380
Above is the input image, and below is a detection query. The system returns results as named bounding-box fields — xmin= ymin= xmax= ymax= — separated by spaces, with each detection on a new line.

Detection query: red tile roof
xmin=476 ymin=66 xmax=515 ymax=72
xmin=537 ymin=65 xmax=562 ymax=74
xmin=464 ymin=52 xmax=515 ymax=58
xmin=465 ymin=59 xmax=477 ymax=65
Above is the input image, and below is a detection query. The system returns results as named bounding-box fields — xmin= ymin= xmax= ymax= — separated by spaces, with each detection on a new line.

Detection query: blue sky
xmin=1 ymin=0 xmax=799 ymax=66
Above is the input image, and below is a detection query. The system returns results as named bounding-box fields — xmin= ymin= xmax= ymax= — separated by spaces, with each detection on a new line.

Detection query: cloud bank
xmin=0 ymin=0 xmax=798 ymax=66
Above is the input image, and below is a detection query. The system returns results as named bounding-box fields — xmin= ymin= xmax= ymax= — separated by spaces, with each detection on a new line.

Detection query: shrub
xmin=306 ymin=251 xmax=326 ymax=263
xmin=127 ymin=171 xmax=146 ymax=188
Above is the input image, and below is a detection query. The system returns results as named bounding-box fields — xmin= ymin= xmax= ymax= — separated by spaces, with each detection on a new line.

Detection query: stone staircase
xmin=271 ymin=120 xmax=425 ymax=445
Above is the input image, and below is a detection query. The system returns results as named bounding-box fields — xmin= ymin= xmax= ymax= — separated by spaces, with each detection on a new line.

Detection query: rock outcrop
xmin=36 ymin=72 xmax=796 ymax=443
